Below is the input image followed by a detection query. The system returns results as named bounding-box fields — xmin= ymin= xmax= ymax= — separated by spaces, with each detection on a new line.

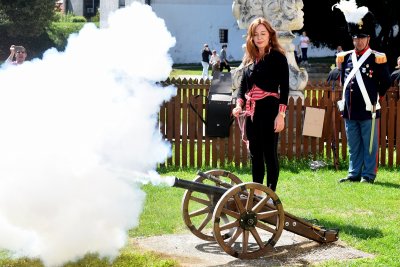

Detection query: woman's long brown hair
xmin=242 ymin=18 xmax=285 ymax=65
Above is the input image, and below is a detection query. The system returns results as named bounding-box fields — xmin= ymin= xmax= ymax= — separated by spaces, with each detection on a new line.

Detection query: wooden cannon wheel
xmin=181 ymin=169 xmax=243 ymax=241
xmin=212 ymin=182 xmax=285 ymax=259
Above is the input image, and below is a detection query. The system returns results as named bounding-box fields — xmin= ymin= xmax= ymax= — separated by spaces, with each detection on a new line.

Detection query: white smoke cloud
xmin=0 ymin=2 xmax=176 ymax=266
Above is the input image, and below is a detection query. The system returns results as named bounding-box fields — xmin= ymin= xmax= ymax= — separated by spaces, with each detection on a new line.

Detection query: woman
xmin=299 ymin=31 xmax=310 ymax=65
xmin=232 ymin=18 xmax=289 ymax=192
xmin=201 ymin=44 xmax=212 ymax=79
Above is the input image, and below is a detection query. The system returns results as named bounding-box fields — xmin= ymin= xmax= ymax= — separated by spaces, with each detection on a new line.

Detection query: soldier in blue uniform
xmin=333 ymin=0 xmax=391 ymax=183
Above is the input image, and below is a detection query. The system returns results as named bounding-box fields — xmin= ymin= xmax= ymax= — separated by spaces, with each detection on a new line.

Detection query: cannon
xmin=172 ymin=169 xmax=339 ymax=259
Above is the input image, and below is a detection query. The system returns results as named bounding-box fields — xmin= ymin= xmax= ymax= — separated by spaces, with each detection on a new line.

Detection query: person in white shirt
xmin=299 ymin=31 xmax=310 ymax=65
xmin=209 ymin=50 xmax=221 ymax=78
xmin=5 ymin=45 xmax=27 ymax=65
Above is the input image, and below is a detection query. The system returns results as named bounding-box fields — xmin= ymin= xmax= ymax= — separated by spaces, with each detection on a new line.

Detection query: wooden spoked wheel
xmin=212 ymin=182 xmax=285 ymax=259
xmin=182 ymin=169 xmax=243 ymax=241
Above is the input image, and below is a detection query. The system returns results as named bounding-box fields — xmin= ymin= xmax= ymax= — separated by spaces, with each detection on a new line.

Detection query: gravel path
xmin=130 ymin=230 xmax=373 ymax=266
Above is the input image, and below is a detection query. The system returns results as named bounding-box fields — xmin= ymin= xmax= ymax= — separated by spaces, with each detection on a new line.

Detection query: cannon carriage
xmin=172 ymin=169 xmax=339 ymax=259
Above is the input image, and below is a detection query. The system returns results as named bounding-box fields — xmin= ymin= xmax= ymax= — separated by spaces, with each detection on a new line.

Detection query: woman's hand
xmin=274 ymin=112 xmax=285 ymax=132
xmin=232 ymin=106 xmax=242 ymax=117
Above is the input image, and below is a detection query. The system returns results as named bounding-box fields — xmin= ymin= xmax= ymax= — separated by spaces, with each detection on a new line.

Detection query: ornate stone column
xmin=279 ymin=31 xmax=307 ymax=100
xmin=231 ymin=0 xmax=307 ymax=100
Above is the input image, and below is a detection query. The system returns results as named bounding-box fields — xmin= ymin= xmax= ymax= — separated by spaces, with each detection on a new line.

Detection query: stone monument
xmin=231 ymin=0 xmax=307 ymax=100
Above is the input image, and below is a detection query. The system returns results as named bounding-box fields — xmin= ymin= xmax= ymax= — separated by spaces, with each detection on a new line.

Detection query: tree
xmin=0 ymin=0 xmax=55 ymax=59
xmin=0 ymin=0 xmax=55 ymax=38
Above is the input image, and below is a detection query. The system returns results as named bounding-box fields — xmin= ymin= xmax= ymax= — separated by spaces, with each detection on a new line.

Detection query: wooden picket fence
xmin=159 ymin=77 xmax=400 ymax=169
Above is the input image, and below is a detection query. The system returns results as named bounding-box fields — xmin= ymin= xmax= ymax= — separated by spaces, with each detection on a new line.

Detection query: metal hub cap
xmin=239 ymin=211 xmax=258 ymax=230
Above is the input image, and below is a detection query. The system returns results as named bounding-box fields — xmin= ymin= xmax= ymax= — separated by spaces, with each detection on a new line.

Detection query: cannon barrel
xmin=172 ymin=177 xmax=227 ymax=196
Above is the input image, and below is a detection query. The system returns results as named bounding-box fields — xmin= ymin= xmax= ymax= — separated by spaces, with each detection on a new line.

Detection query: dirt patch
xmin=130 ymin=230 xmax=373 ymax=266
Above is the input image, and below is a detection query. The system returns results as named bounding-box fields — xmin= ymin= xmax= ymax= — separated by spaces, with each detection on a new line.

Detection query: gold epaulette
xmin=372 ymin=51 xmax=387 ymax=64
xmin=336 ymin=50 xmax=352 ymax=67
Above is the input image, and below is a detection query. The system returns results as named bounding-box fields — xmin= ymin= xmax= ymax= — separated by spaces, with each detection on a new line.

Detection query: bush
xmin=90 ymin=10 xmax=100 ymax=23
xmin=71 ymin=16 xmax=87 ymax=23
xmin=46 ymin=22 xmax=87 ymax=50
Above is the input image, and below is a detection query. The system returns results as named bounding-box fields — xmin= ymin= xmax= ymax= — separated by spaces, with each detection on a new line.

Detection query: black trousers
xmin=301 ymin=47 xmax=308 ymax=61
xmin=219 ymin=62 xmax=231 ymax=72
xmin=246 ymin=97 xmax=280 ymax=191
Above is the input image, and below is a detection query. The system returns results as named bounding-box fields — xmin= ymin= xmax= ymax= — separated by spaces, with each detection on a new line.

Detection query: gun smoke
xmin=0 ymin=2 xmax=175 ymax=266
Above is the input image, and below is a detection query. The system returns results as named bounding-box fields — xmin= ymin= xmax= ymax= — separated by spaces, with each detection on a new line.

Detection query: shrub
xmin=71 ymin=16 xmax=87 ymax=23
xmin=46 ymin=22 xmax=87 ymax=50
xmin=90 ymin=10 xmax=100 ymax=23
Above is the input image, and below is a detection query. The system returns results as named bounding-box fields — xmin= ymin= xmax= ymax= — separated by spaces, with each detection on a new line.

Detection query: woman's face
xmin=253 ymin=24 xmax=270 ymax=52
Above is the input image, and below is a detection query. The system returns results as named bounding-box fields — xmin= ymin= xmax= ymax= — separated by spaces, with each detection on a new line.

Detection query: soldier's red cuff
xmin=279 ymin=104 xmax=287 ymax=113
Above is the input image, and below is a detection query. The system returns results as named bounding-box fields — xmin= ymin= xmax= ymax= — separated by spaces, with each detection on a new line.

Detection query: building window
xmin=219 ymin=29 xmax=228 ymax=43
xmin=84 ymin=0 xmax=99 ymax=16
xmin=119 ymin=0 xmax=125 ymax=8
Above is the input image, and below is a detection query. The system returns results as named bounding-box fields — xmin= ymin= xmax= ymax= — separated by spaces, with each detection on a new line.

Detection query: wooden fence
xmin=159 ymin=77 xmax=400 ymax=169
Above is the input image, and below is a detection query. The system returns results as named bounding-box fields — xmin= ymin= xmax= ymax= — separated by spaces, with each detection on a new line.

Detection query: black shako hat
xmin=333 ymin=0 xmax=376 ymax=38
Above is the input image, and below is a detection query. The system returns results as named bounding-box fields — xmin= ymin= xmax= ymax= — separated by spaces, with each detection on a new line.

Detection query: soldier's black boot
xmin=339 ymin=176 xmax=361 ymax=183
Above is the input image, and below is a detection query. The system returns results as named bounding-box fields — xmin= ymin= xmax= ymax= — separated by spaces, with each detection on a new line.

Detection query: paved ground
xmin=130 ymin=230 xmax=373 ymax=266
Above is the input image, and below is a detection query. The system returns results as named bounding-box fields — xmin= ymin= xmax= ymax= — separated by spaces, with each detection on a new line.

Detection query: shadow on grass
xmin=373 ymin=181 xmax=400 ymax=189
xmin=316 ymin=219 xmax=383 ymax=240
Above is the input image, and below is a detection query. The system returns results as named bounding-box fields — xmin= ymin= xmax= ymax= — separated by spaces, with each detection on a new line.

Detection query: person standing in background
xmin=201 ymin=44 xmax=212 ymax=79
xmin=5 ymin=45 xmax=27 ymax=65
xmin=327 ymin=45 xmax=344 ymax=83
xmin=232 ymin=18 xmax=289 ymax=194
xmin=299 ymin=31 xmax=310 ymax=65
xmin=335 ymin=45 xmax=343 ymax=56
xmin=219 ymin=44 xmax=231 ymax=72
xmin=209 ymin=49 xmax=221 ymax=78
xmin=390 ymin=56 xmax=400 ymax=84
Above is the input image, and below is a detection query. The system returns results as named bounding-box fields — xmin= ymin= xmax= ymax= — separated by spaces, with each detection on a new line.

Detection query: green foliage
xmin=0 ymin=0 xmax=56 ymax=59
xmin=0 ymin=5 xmax=92 ymax=58
xmin=90 ymin=9 xmax=100 ymax=23
xmin=0 ymin=0 xmax=55 ymax=38
xmin=46 ymin=11 xmax=98 ymax=51
xmin=170 ymin=61 xmax=241 ymax=78
xmin=0 ymin=251 xmax=177 ymax=267
xmin=1 ymin=167 xmax=399 ymax=266
xmin=53 ymin=11 xmax=77 ymax=23
xmin=46 ymin=22 xmax=87 ymax=49
xmin=71 ymin=16 xmax=87 ymax=23
xmin=131 ymin=167 xmax=400 ymax=266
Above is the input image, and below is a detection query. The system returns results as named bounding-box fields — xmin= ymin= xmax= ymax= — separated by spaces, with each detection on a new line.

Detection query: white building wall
xmin=100 ymin=0 xmax=143 ymax=28
xmin=150 ymin=0 xmax=246 ymax=64
xmin=99 ymin=0 xmax=333 ymax=64
xmin=68 ymin=0 xmax=84 ymax=16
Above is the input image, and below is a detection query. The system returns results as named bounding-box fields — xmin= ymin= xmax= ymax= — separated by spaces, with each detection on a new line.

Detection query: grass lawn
xmin=169 ymin=57 xmax=335 ymax=78
xmin=170 ymin=61 xmax=242 ymax=78
xmin=132 ymin=167 xmax=400 ymax=267
xmin=0 ymin=166 xmax=399 ymax=266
